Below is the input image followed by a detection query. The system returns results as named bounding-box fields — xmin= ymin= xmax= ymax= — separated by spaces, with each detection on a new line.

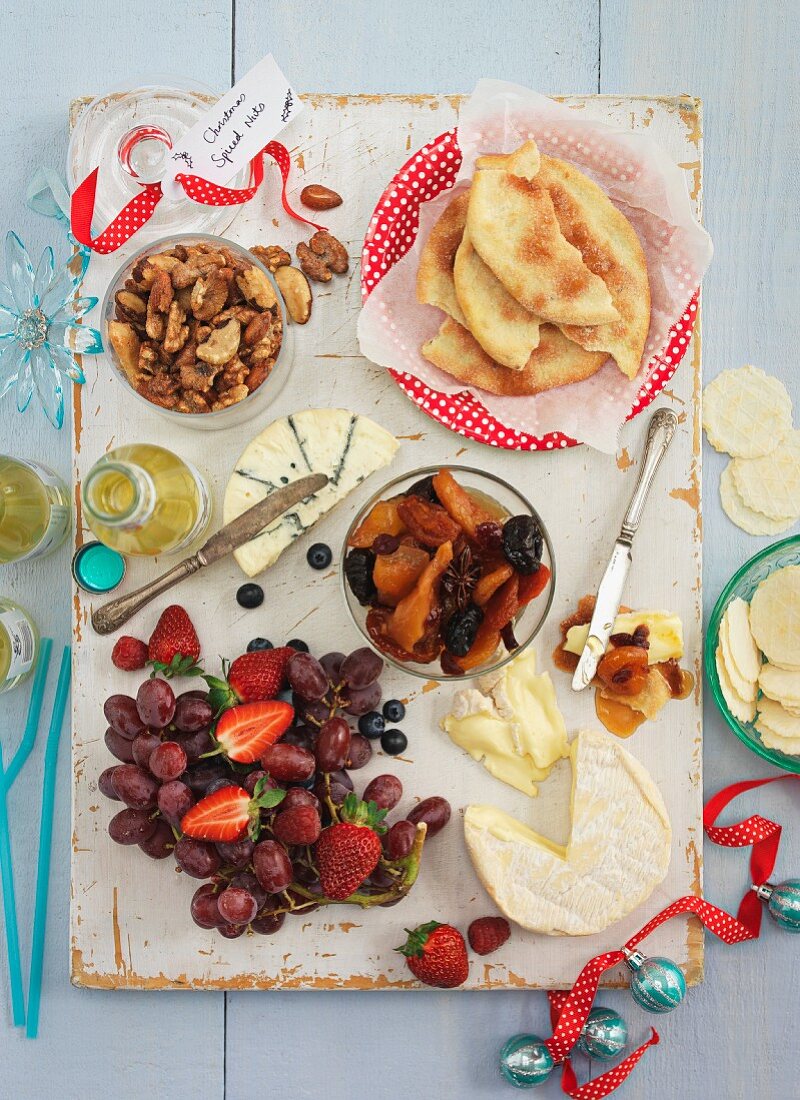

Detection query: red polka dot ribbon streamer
xmin=704 ymin=774 xmax=799 ymax=936
xmin=70 ymin=142 xmax=323 ymax=255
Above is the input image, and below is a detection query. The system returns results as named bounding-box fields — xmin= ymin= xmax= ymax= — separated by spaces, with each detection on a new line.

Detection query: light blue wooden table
xmin=1 ymin=2 xmax=798 ymax=1096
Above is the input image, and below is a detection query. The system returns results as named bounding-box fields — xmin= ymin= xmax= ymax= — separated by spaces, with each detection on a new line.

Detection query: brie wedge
xmin=224 ymin=409 xmax=398 ymax=577
xmin=564 ymin=611 xmax=683 ymax=665
xmin=441 ymin=649 xmax=569 ymax=796
xmin=464 ymin=729 xmax=671 ymax=935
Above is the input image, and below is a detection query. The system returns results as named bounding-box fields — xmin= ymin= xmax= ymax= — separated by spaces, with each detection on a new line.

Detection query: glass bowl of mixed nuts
xmin=340 ymin=465 xmax=555 ymax=681
xmin=101 ymin=233 xmax=305 ymax=429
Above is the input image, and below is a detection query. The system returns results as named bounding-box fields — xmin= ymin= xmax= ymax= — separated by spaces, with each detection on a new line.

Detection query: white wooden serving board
xmin=70 ymin=93 xmax=704 ymax=990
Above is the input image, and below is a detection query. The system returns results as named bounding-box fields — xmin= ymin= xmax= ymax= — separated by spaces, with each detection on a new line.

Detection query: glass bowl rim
xmin=339 ymin=463 xmax=556 ymax=682
xmin=705 ymin=533 xmax=800 ymax=774
xmin=100 ymin=231 xmax=289 ymax=421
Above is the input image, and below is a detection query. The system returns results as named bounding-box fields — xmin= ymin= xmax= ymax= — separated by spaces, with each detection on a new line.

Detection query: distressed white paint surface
xmin=70 ymin=93 xmax=703 ymax=992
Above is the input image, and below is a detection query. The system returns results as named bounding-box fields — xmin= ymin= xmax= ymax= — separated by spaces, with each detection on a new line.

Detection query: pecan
xmin=236 ymin=264 xmax=277 ymax=310
xmin=174 ymin=340 xmax=198 ymax=371
xmin=274 ymin=265 xmax=312 ymax=324
xmin=246 ymin=358 xmax=274 ymax=392
xmin=296 ymin=230 xmax=349 ymax=282
xmin=300 ymin=184 xmax=342 ymax=211
xmin=137 ymin=381 xmax=179 ymax=410
xmin=243 ymin=311 xmax=279 ymax=348
xmin=107 ymin=321 xmax=141 ymax=384
xmin=250 ymin=244 xmax=291 ymax=273
xmin=191 ymin=269 xmax=231 ymax=321
xmin=211 ymin=384 xmax=249 ymax=410
xmin=149 ymin=268 xmax=174 ymax=314
xmin=196 ymin=318 xmax=241 ymax=366
xmin=163 ymin=301 xmax=189 ymax=354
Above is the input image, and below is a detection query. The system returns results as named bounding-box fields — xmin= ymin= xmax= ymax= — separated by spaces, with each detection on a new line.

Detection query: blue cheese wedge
xmin=223 ymin=409 xmax=398 ymax=577
xmin=464 ymin=729 xmax=671 ymax=935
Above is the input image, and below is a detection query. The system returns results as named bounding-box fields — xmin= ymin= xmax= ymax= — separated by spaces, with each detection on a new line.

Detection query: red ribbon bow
xmin=70 ymin=141 xmax=325 ymax=254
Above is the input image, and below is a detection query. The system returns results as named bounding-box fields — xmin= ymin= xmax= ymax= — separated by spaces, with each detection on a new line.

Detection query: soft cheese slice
xmin=442 ymin=649 xmax=569 ymax=797
xmin=464 ymin=729 xmax=671 ymax=935
xmin=564 ymin=611 xmax=683 ymax=665
xmin=224 ymin=409 xmax=398 ymax=577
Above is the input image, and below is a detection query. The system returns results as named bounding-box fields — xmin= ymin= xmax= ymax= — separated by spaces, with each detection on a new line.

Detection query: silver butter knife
xmin=91 ymin=472 xmax=329 ymax=635
xmin=571 ymin=408 xmax=678 ymax=691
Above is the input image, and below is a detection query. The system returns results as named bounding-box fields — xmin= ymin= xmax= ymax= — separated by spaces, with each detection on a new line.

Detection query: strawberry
xmin=111 ymin=636 xmax=148 ymax=671
xmin=467 ymin=916 xmax=511 ymax=956
xmin=398 ymin=922 xmax=469 ymax=988
xmin=214 ymin=700 xmax=294 ymax=763
xmin=148 ymin=605 xmax=201 ymax=677
xmin=314 ymin=794 xmax=387 ymax=900
xmin=181 ymin=778 xmax=285 ymax=842
xmin=205 ymin=647 xmax=294 ymax=712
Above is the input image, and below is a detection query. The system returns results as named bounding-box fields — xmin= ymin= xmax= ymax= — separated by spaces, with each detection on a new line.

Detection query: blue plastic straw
xmin=26 ymin=644 xmax=70 ymax=1039
xmin=5 ymin=637 xmax=53 ymax=791
xmin=0 ymin=743 xmax=25 ymax=1026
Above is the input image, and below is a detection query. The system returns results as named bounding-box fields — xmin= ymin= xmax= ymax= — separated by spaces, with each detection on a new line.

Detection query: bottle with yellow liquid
xmin=0 ymin=598 xmax=39 ymax=694
xmin=82 ymin=444 xmax=211 ymax=556
xmin=0 ymin=457 xmax=71 ymax=564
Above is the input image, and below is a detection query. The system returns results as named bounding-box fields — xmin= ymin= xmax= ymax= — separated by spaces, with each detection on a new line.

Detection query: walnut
xmin=215 ymin=355 xmax=248 ymax=393
xmin=236 ymin=264 xmax=277 ymax=310
xmin=274 ymin=266 xmax=312 ymax=324
xmin=191 ymin=269 xmax=231 ymax=320
xmin=174 ymin=340 xmax=198 ymax=371
xmin=249 ymin=341 xmax=280 ymax=367
xmin=146 ymin=270 xmax=173 ymax=340
xmin=196 ymin=318 xmax=241 ymax=366
xmin=138 ymin=342 xmax=159 ymax=376
xmin=180 ymin=358 xmax=220 ymax=393
xmin=296 ymin=231 xmax=349 ymax=282
xmin=250 ymin=245 xmax=291 ymax=273
xmin=108 ymin=321 xmax=141 ymax=384
xmin=163 ymin=301 xmax=189 ymax=354
xmin=137 ymin=382 xmax=179 ymax=410
xmin=214 ymin=305 xmax=258 ymax=325
xmin=211 ymin=384 xmax=249 ymax=410
xmin=175 ymin=285 xmax=193 ymax=312
xmin=176 ymin=391 xmax=211 ymax=414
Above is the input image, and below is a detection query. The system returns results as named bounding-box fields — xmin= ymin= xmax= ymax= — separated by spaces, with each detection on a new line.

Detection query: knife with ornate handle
xmin=91 ymin=473 xmax=329 ymax=636
xmin=571 ymin=407 xmax=679 ymax=691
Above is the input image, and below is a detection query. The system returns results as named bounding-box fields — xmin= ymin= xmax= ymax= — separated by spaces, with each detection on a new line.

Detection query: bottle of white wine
xmin=0 ymin=456 xmax=71 ymax=565
xmin=0 ymin=598 xmax=38 ymax=694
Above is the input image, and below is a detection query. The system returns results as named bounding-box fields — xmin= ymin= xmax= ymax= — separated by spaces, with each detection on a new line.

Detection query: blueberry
xmin=247 ymin=637 xmax=273 ymax=652
xmin=237 ymin=583 xmax=264 ymax=609
xmin=287 ymin=638 xmax=309 ymax=652
xmin=382 ymin=699 xmax=405 ymax=723
xmin=358 ymin=711 xmax=385 ymax=739
xmin=380 ymin=728 xmax=407 ymax=756
xmin=307 ymin=542 xmax=333 ymax=570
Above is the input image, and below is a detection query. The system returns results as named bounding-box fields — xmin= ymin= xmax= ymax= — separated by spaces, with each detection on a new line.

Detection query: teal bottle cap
xmin=72 ymin=541 xmax=126 ymax=594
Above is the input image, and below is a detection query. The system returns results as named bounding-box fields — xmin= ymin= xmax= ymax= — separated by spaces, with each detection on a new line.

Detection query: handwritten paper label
xmin=161 ymin=54 xmax=303 ymax=201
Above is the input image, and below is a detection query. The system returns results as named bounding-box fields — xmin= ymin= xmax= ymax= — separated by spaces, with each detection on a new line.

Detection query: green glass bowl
xmin=706 ymin=534 xmax=800 ymax=773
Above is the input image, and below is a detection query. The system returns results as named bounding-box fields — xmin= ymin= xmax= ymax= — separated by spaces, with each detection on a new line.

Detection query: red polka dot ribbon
xmin=704 ymin=774 xmax=799 ymax=936
xmin=70 ymin=141 xmax=323 ymax=255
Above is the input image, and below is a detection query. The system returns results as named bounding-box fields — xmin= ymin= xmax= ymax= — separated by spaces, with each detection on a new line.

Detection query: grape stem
xmin=290 ymin=822 xmax=427 ymax=909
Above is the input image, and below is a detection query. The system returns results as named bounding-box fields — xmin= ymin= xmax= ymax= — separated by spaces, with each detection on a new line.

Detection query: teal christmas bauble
xmin=757 ymin=880 xmax=800 ymax=932
xmin=499 ymin=1034 xmax=555 ymax=1089
xmin=576 ymin=1006 xmax=628 ymax=1061
xmin=626 ymin=951 xmax=686 ymax=1014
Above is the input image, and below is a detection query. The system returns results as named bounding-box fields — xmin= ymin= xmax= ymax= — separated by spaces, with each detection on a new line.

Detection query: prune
xmin=444 ymin=603 xmax=484 ymax=658
xmin=406 ymin=474 xmax=439 ymax=503
xmin=501 ymin=621 xmax=519 ymax=652
xmin=344 ymin=548 xmax=377 ymax=605
xmin=502 ymin=515 xmax=543 ymax=575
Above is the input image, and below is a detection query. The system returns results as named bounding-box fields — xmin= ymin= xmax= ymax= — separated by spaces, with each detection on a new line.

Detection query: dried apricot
xmin=366 ymin=605 xmax=442 ymax=664
xmin=596 ymin=646 xmax=649 ymax=696
xmin=460 ymin=574 xmax=519 ymax=671
xmin=386 ymin=541 xmax=453 ymax=653
xmin=373 ymin=545 xmax=430 ymax=606
xmin=518 ymin=564 xmax=551 ymax=606
xmin=473 ymin=564 xmax=513 ymax=607
xmin=396 ymin=495 xmax=461 ymax=548
xmin=349 ymin=499 xmax=405 ymax=548
xmin=432 ymin=469 xmax=498 ymax=539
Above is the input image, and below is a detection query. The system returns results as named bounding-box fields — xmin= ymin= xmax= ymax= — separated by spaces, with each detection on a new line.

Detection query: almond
xmin=300 ymin=184 xmax=342 ymax=211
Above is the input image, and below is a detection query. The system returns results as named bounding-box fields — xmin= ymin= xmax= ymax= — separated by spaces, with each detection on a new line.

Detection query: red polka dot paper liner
xmin=360 ymin=83 xmax=712 ymax=451
xmin=70 ymin=141 xmax=321 ymax=255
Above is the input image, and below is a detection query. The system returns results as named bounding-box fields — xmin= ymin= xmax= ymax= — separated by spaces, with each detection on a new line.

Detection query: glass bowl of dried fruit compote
xmin=341 ymin=466 xmax=555 ymax=681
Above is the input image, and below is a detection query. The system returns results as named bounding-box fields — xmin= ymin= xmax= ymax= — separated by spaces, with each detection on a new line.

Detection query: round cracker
xmin=719 ymin=463 xmax=796 ymax=535
xmin=755 ymin=697 xmax=800 ymax=738
xmin=715 ymin=647 xmax=756 ymax=723
xmin=731 ymin=430 xmax=800 ymax=520
xmin=749 ymin=566 xmax=800 ymax=667
xmin=719 ymin=624 xmax=757 ymax=701
xmin=721 ymin=597 xmax=762 ymax=682
xmin=755 ymin=720 xmax=800 ymax=756
xmin=703 ymin=365 xmax=792 ymax=458
xmin=759 ymin=663 xmax=800 ymax=706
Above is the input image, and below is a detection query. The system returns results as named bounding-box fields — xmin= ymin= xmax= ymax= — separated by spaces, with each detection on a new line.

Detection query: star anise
xmin=441 ymin=545 xmax=481 ymax=611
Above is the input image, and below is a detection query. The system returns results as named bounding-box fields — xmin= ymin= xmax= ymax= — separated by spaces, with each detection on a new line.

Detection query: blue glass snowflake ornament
xmin=0 ymin=231 xmax=102 ymax=429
